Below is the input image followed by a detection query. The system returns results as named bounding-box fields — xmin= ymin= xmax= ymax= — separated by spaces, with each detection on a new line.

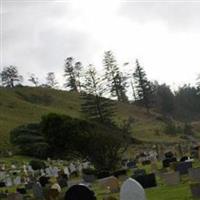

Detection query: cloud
xmin=118 ymin=1 xmax=200 ymax=31
xmin=1 ymin=0 xmax=200 ymax=88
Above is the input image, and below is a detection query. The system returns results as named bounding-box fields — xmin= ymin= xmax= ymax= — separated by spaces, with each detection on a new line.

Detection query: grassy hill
xmin=0 ymin=86 xmax=190 ymax=150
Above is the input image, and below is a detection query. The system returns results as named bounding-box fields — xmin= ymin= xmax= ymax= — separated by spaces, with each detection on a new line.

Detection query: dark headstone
xmin=162 ymin=157 xmax=177 ymax=168
xmin=132 ymin=169 xmax=146 ymax=178
xmin=165 ymin=151 xmax=174 ymax=158
xmin=25 ymin=182 xmax=34 ymax=190
xmin=65 ymin=185 xmax=96 ymax=200
xmin=127 ymin=161 xmax=136 ymax=169
xmin=175 ymin=162 xmax=192 ymax=175
xmin=39 ymin=176 xmax=49 ymax=187
xmin=16 ymin=188 xmax=26 ymax=194
xmin=58 ymin=176 xmax=68 ymax=188
xmin=180 ymin=156 xmax=188 ymax=162
xmin=0 ymin=182 xmax=5 ymax=187
xmin=134 ymin=173 xmax=157 ymax=189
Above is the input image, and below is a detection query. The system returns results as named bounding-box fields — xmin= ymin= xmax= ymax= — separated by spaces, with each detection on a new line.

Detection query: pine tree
xmin=46 ymin=72 xmax=58 ymax=89
xmin=103 ymin=51 xmax=128 ymax=102
xmin=64 ymin=57 xmax=82 ymax=92
xmin=0 ymin=65 xmax=23 ymax=87
xmin=81 ymin=65 xmax=115 ymax=124
xmin=133 ymin=59 xmax=152 ymax=112
xmin=28 ymin=74 xmax=39 ymax=87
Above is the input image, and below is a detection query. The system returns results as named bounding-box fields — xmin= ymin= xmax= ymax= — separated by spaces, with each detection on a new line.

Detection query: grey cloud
xmin=2 ymin=1 xmax=99 ymax=81
xmin=119 ymin=1 xmax=200 ymax=31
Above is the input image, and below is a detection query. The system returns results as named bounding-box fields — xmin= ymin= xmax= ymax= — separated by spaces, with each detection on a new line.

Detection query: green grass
xmin=0 ymin=86 xmax=189 ymax=150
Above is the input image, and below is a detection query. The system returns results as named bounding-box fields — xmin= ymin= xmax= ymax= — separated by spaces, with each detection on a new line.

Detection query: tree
xmin=153 ymin=83 xmax=174 ymax=116
xmin=0 ymin=65 xmax=23 ymax=87
xmin=28 ymin=73 xmax=39 ymax=86
xmin=64 ymin=57 xmax=82 ymax=92
xmin=81 ymin=65 xmax=115 ymax=124
xmin=133 ymin=60 xmax=152 ymax=112
xmin=174 ymin=85 xmax=200 ymax=121
xmin=103 ymin=51 xmax=128 ymax=102
xmin=11 ymin=113 xmax=131 ymax=170
xmin=46 ymin=72 xmax=58 ymax=88
xmin=10 ymin=123 xmax=48 ymax=158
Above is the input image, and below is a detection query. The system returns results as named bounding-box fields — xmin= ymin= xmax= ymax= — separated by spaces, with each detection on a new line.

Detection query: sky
xmin=1 ymin=0 xmax=200 ymax=89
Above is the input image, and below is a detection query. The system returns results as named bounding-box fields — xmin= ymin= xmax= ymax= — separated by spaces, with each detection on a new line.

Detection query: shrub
xmin=29 ymin=160 xmax=46 ymax=170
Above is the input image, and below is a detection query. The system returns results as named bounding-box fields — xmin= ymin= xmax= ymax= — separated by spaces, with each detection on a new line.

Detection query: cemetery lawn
xmin=94 ymin=182 xmax=193 ymax=200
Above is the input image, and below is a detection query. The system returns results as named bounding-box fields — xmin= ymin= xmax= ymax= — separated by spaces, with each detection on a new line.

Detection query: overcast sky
xmin=1 ymin=0 xmax=200 ymax=89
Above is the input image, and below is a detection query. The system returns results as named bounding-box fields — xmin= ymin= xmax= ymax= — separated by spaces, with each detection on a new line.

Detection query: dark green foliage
xmin=153 ymin=83 xmax=174 ymax=116
xmin=0 ymin=66 xmax=23 ymax=88
xmin=10 ymin=123 xmax=49 ymax=158
xmin=133 ymin=60 xmax=152 ymax=112
xmin=103 ymin=51 xmax=128 ymax=102
xmin=174 ymin=85 xmax=200 ymax=121
xmin=11 ymin=113 xmax=130 ymax=170
xmin=41 ymin=113 xmax=76 ymax=157
xmin=64 ymin=57 xmax=82 ymax=92
xmin=29 ymin=160 xmax=46 ymax=170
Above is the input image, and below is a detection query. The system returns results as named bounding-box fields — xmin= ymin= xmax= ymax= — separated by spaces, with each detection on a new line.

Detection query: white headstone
xmin=64 ymin=167 xmax=70 ymax=176
xmin=120 ymin=178 xmax=146 ymax=200
xmin=5 ymin=176 xmax=13 ymax=187
xmin=69 ymin=163 xmax=76 ymax=173
xmin=13 ymin=176 xmax=21 ymax=185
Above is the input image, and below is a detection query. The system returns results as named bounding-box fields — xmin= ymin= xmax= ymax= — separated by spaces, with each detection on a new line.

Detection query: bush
xmin=29 ymin=160 xmax=46 ymax=170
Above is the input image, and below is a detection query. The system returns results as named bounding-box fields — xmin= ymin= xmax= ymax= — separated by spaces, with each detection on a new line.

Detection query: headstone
xmin=132 ymin=169 xmax=146 ymax=178
xmin=16 ymin=187 xmax=27 ymax=194
xmin=98 ymin=176 xmax=119 ymax=193
xmin=120 ymin=178 xmax=146 ymax=200
xmin=134 ymin=173 xmax=157 ymax=189
xmin=0 ymin=181 xmax=5 ymax=187
xmin=5 ymin=176 xmax=13 ymax=187
xmin=162 ymin=157 xmax=177 ymax=168
xmin=13 ymin=176 xmax=21 ymax=185
xmin=58 ymin=175 xmax=68 ymax=188
xmin=39 ymin=176 xmax=49 ymax=187
xmin=175 ymin=161 xmax=192 ymax=175
xmin=64 ymin=166 xmax=70 ymax=177
xmin=69 ymin=163 xmax=76 ymax=173
xmin=127 ymin=161 xmax=136 ymax=169
xmin=65 ymin=184 xmax=96 ymax=200
xmin=189 ymin=168 xmax=200 ymax=182
xmin=32 ymin=182 xmax=44 ymax=199
xmin=161 ymin=172 xmax=180 ymax=186
xmin=51 ymin=183 xmax=61 ymax=193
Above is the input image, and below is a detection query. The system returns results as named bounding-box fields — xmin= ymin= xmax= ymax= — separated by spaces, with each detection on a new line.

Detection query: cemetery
xmin=0 ymin=144 xmax=200 ymax=199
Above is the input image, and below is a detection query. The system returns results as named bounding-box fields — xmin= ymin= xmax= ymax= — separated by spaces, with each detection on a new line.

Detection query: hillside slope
xmin=0 ymin=87 xmax=184 ymax=150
